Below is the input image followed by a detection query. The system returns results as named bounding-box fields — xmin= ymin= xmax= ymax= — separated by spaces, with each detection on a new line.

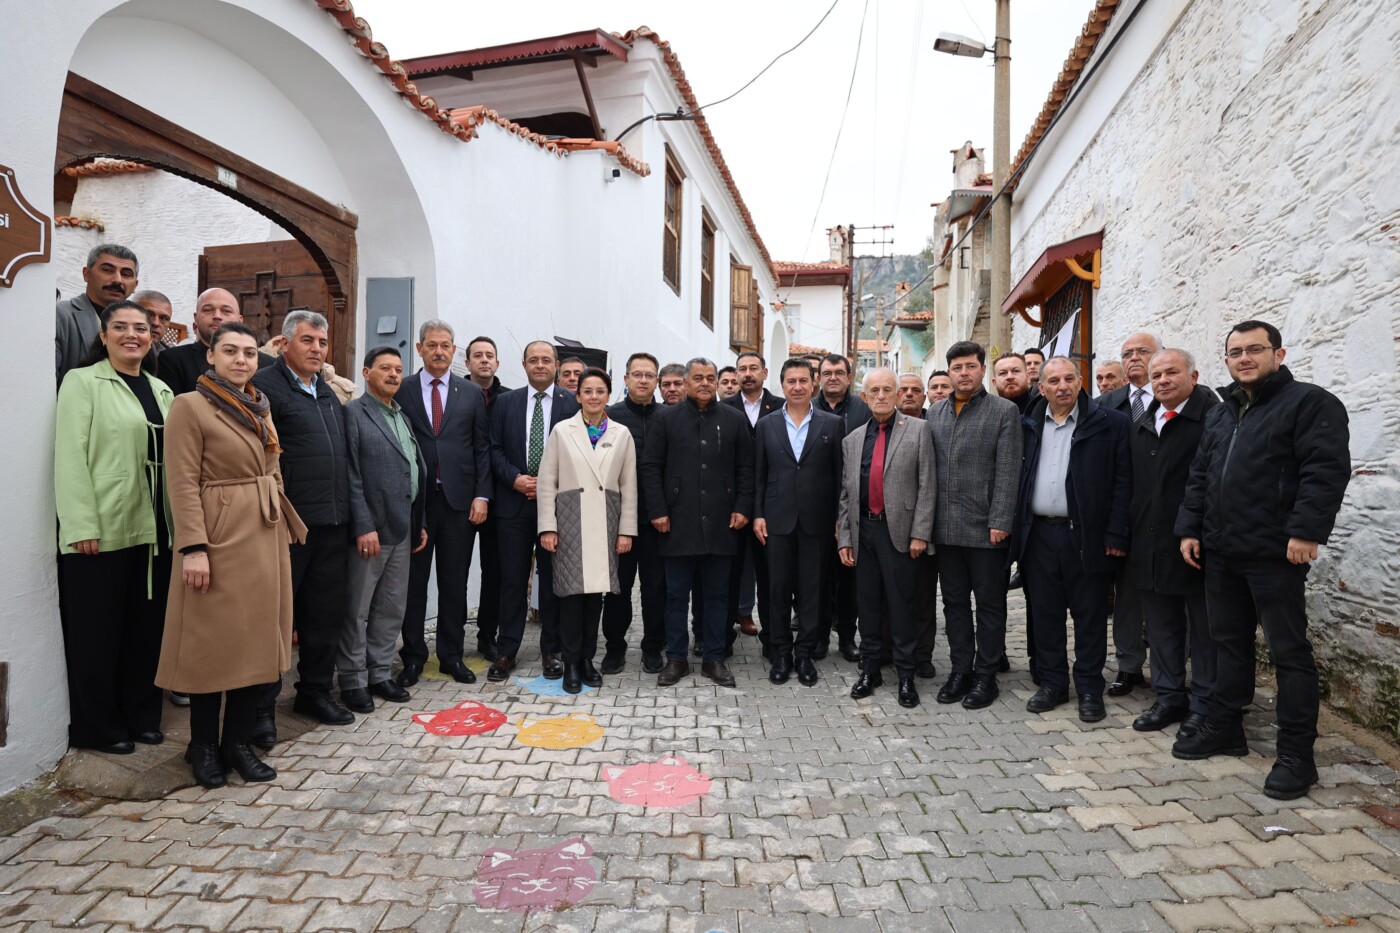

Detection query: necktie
xmin=1131 ymin=387 xmax=1146 ymax=422
xmin=527 ymin=391 xmax=546 ymax=476
xmin=482 ymin=385 xmax=491 ymax=406
xmin=1162 ymin=410 xmax=1177 ymax=421
xmin=869 ymin=421 xmax=888 ymax=515
xmin=430 ymin=378 xmax=444 ymax=436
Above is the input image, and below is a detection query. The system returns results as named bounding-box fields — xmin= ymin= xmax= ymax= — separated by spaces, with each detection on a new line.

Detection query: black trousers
xmin=1204 ymin=555 xmax=1317 ymax=759
xmin=602 ymin=523 xmax=666 ymax=656
xmin=470 ymin=513 xmax=503 ymax=649
xmin=496 ymin=513 xmax=561 ymax=660
xmin=189 ymin=686 xmax=259 ymax=745
xmin=1023 ymin=521 xmax=1112 ymax=696
xmin=665 ymin=555 xmax=731 ymax=662
xmin=939 ymin=545 xmax=1010 ymax=677
xmin=559 ymin=593 xmax=605 ymax=664
xmin=855 ymin=518 xmax=919 ymax=679
xmin=914 ymin=552 xmax=938 ymax=664
xmin=288 ymin=523 xmax=350 ymax=695
xmin=402 ymin=489 xmax=475 ymax=668
xmin=766 ymin=531 xmax=825 ymax=661
xmin=726 ymin=530 xmax=770 ymax=649
xmin=1015 ymin=561 xmax=1038 ymax=667
xmin=819 ymin=538 xmax=859 ymax=644
xmin=59 ymin=546 xmax=170 ymax=747
xmin=1112 ymin=561 xmax=1148 ymax=675
xmin=1141 ymin=589 xmax=1215 ymax=715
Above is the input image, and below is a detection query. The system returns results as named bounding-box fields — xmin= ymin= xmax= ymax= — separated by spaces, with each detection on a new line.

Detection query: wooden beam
xmin=572 ymin=54 xmax=604 ymax=139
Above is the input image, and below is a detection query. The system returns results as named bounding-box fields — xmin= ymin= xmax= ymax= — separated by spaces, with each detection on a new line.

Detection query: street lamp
xmin=932 ymin=33 xmax=988 ymax=58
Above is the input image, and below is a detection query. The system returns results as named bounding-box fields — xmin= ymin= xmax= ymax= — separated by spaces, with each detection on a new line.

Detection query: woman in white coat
xmin=538 ymin=368 xmax=638 ymax=693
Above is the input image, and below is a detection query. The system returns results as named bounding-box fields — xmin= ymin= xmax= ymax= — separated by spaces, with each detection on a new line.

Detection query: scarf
xmin=585 ymin=414 xmax=609 ymax=448
xmin=197 ymin=372 xmax=281 ymax=453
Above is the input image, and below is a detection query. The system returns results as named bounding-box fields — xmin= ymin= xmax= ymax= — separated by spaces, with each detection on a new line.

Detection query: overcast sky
xmin=351 ymin=0 xmax=1095 ymax=261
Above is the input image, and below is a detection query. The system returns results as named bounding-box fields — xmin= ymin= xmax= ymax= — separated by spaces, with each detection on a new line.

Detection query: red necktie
xmin=1162 ymin=410 xmax=1177 ymax=422
xmin=869 ymin=421 xmax=888 ymax=514
xmin=431 ymin=379 xmax=444 ymax=436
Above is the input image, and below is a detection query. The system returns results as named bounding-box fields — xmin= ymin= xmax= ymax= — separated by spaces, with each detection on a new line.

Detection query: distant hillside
xmin=852 ymin=246 xmax=935 ymax=338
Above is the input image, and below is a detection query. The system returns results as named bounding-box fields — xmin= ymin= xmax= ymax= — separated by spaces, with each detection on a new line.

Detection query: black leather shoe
xmin=1133 ymin=702 xmax=1188 ymax=732
xmin=486 ymin=656 xmax=514 ymax=683
xmin=1078 ymin=693 xmax=1107 ymax=723
xmin=396 ymin=664 xmax=423 ymax=688
xmin=997 ymin=655 xmax=1011 ymax=673
xmin=915 ymin=661 xmax=937 ymax=680
xmin=1177 ymin=712 xmax=1207 ymax=739
xmin=168 ymin=690 xmax=191 ymax=707
xmin=84 ymin=740 xmax=135 ymax=755
xmin=642 ymin=653 xmax=664 ymax=674
xmin=898 ymin=678 xmax=920 ymax=708
xmin=563 ymin=662 xmax=583 ymax=694
xmin=796 ymin=658 xmax=819 ymax=687
xmin=839 ymin=639 xmax=860 ymax=663
xmin=134 ymin=730 xmax=164 ymax=745
xmin=1263 ymin=755 xmax=1318 ymax=800
xmin=1172 ymin=721 xmax=1248 ymax=760
xmin=444 ymin=660 xmax=478 ymax=685
xmin=812 ymin=643 xmax=830 ymax=660
xmin=850 ymin=671 xmax=883 ymax=699
xmin=1106 ymin=671 xmax=1146 ymax=697
xmin=368 ymin=680 xmax=410 ymax=703
xmin=769 ymin=656 xmax=793 ymax=685
xmin=701 ymin=661 xmax=736 ymax=687
xmin=962 ymin=674 xmax=999 ymax=710
xmin=1008 ymin=568 xmax=1023 ymax=590
xmin=936 ymin=673 xmax=972 ymax=705
xmin=580 ymin=660 xmax=603 ymax=688
xmin=541 ymin=654 xmax=564 ymax=680
xmin=340 ymin=688 xmax=374 ymax=714
xmin=601 ymin=652 xmax=626 ymax=675
xmin=293 ymin=692 xmax=355 ymax=726
xmin=657 ymin=659 xmax=689 ymax=686
xmin=477 ymin=640 xmax=499 ymax=662
xmin=250 ymin=709 xmax=277 ymax=750
xmin=222 ymin=742 xmax=276 ymax=782
xmin=185 ymin=742 xmax=225 ymax=788
xmin=1026 ymin=686 xmax=1069 ymax=713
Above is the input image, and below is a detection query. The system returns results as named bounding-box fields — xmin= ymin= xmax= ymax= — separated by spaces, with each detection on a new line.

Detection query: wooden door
xmin=199 ymin=240 xmax=333 ymax=360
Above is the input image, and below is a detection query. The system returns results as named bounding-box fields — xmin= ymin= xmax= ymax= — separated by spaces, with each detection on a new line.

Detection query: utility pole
xmin=874 ymin=295 xmax=886 ymax=369
xmin=990 ymin=0 xmax=1012 ymax=363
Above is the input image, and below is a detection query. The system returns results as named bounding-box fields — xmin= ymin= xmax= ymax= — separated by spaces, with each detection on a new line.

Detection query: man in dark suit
xmin=1127 ymin=349 xmax=1218 ymax=736
xmin=57 ymin=244 xmax=139 ymax=386
xmin=639 ymin=358 xmax=754 ymax=688
xmin=723 ymin=351 xmax=782 ymax=652
xmin=463 ymin=336 xmax=510 ymax=659
xmin=341 ymin=347 xmax=428 ymax=711
xmin=816 ymin=352 xmax=871 ymax=662
xmin=896 ymin=374 xmax=938 ymax=680
xmin=754 ymin=359 xmax=842 ymax=686
xmin=1016 ymin=357 xmax=1132 ymax=724
xmin=156 ymin=288 xmax=278 ymax=395
xmin=487 ymin=340 xmax=580 ymax=682
xmin=394 ymin=321 xmax=492 ymax=687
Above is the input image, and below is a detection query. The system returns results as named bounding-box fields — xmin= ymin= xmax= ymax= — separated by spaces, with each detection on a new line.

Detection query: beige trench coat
xmin=156 ymin=393 xmax=307 ymax=694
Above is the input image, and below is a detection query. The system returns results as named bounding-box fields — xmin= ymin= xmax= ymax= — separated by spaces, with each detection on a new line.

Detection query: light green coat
xmin=54 ymin=359 xmax=173 ymax=554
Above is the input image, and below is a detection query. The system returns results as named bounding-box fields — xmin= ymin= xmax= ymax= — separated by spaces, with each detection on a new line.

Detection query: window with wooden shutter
xmin=700 ymin=213 xmax=716 ymax=329
xmin=729 ymin=258 xmax=753 ymax=351
xmin=662 ymin=148 xmax=684 ymax=294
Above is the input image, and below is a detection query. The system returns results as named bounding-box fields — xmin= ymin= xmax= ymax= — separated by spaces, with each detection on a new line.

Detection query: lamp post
xmin=934 ymin=0 xmax=1012 ymax=364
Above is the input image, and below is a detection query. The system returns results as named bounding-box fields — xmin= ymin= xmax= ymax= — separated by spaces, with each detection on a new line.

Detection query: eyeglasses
xmin=1225 ymin=344 xmax=1277 ymax=360
xmin=1121 ymin=347 xmax=1155 ymax=359
xmin=628 ymin=371 xmax=657 ymax=380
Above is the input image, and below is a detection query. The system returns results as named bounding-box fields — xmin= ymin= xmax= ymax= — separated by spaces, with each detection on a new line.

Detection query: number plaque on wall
xmin=0 ymin=165 xmax=50 ymax=288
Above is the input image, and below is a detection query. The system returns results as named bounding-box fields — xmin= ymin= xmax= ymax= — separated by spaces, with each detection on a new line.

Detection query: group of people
xmin=53 ymin=243 xmax=1351 ymax=802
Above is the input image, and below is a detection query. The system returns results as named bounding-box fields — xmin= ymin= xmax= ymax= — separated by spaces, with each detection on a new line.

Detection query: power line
xmin=693 ymin=0 xmax=843 ymax=113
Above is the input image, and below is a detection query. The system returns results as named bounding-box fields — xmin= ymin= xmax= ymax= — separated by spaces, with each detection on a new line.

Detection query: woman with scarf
xmin=537 ymin=368 xmax=638 ymax=693
xmin=157 ymin=322 xmax=306 ymax=788
xmin=55 ymin=300 xmax=174 ymax=754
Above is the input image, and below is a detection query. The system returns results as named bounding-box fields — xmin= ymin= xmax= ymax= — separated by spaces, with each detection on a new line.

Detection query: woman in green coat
xmin=54 ymin=299 xmax=173 ymax=755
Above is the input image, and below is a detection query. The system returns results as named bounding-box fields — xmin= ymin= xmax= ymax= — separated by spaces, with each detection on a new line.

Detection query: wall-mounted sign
xmin=0 ymin=165 xmax=50 ymax=288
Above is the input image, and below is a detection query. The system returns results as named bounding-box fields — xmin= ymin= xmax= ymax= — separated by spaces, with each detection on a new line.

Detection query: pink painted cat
xmin=411 ymin=700 xmax=507 ymax=737
xmin=472 ymin=837 xmax=597 ymax=912
xmin=603 ymin=755 xmax=713 ymax=809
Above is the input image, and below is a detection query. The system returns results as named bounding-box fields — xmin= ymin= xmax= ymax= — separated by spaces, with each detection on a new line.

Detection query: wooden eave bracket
xmin=1064 ymin=249 xmax=1101 ymax=289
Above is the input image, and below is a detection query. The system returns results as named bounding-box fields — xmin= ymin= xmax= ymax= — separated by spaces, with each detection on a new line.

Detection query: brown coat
xmin=156 ymin=393 xmax=307 ymax=694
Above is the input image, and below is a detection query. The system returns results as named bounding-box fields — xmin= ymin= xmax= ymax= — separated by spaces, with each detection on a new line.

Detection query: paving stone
xmin=1152 ymin=897 xmax=1250 ymax=931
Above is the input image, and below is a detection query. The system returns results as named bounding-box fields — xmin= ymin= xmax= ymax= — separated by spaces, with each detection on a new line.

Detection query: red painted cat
xmin=472 ymin=837 xmax=597 ymax=912
xmin=603 ymin=755 xmax=713 ymax=809
xmin=411 ymin=700 xmax=507 ymax=737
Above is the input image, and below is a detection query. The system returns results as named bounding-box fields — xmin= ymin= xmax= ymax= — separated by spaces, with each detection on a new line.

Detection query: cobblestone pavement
xmin=3 ymin=602 xmax=1400 ymax=932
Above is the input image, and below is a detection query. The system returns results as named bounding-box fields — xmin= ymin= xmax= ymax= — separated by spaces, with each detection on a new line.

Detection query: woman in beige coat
xmin=538 ymin=368 xmax=638 ymax=694
xmin=157 ymin=323 xmax=306 ymax=788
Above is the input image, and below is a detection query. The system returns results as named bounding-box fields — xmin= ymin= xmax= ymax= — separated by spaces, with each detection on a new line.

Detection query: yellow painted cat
xmin=515 ymin=713 xmax=605 ymax=749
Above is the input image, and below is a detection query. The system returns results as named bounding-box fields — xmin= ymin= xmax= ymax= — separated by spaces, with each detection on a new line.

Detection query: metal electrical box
xmin=366 ymin=277 xmax=415 ymax=369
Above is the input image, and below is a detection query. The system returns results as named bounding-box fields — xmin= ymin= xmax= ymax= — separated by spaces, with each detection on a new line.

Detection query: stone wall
xmin=1010 ymin=0 xmax=1400 ymax=735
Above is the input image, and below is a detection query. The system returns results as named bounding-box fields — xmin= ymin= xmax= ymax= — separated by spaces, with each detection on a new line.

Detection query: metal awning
xmin=1001 ymin=230 xmax=1103 ymax=320
xmin=402 ymin=30 xmax=630 ymax=78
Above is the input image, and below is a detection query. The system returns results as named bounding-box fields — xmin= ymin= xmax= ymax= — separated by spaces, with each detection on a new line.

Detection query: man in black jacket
xmin=251 ymin=310 xmax=355 ymax=735
xmin=603 ymin=352 xmax=666 ymax=674
xmin=1173 ymin=321 xmax=1350 ymax=801
xmin=815 ymin=353 xmax=870 ymax=661
xmin=56 ymin=244 xmax=138 ymax=386
xmin=639 ymin=358 xmax=754 ymax=688
xmin=463 ymin=336 xmax=509 ymax=658
xmin=724 ymin=351 xmax=782 ymax=653
xmin=1128 ymin=349 xmax=1218 ymax=736
xmin=157 ymin=288 xmax=278 ymax=395
xmin=754 ymin=359 xmax=843 ymax=686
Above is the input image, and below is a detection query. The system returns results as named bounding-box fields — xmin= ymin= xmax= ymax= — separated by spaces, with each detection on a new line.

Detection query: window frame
xmin=699 ymin=210 xmax=716 ymax=329
xmin=662 ymin=147 xmax=685 ymax=295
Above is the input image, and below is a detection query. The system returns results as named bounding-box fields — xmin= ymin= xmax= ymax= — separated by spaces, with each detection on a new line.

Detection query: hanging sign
xmin=0 ymin=165 xmax=50 ymax=288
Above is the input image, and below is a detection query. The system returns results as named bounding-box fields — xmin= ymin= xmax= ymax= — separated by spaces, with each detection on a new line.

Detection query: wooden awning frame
xmin=1000 ymin=230 xmax=1103 ymax=327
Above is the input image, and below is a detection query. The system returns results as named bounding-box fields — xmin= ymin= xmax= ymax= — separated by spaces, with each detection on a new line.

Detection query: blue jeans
xmin=665 ymin=555 xmax=731 ymax=662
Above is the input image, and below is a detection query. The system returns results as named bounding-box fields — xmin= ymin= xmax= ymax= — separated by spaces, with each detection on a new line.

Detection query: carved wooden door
xmin=199 ymin=239 xmax=332 ymax=356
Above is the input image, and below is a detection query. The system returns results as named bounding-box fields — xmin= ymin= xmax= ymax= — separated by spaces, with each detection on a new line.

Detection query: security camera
xmin=606 ymin=166 xmax=621 ymax=184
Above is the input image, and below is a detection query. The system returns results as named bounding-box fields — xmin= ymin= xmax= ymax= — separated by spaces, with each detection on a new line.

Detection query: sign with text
xmin=0 ymin=166 xmax=49 ymax=288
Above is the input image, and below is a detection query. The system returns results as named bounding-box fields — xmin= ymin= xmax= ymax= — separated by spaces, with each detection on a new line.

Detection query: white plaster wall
xmin=780 ymin=285 xmax=844 ymax=353
xmin=1008 ymin=0 xmax=1400 ymax=725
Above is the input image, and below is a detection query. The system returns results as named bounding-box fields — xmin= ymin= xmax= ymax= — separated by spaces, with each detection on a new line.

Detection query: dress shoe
xmin=396 ymin=664 xmax=423 ymax=688
xmin=601 ymin=651 xmax=626 ymax=675
xmin=477 ymin=640 xmax=499 ymax=662
xmin=997 ymin=655 xmax=1011 ymax=673
xmin=657 ymin=659 xmax=689 ymax=686
xmin=838 ymin=639 xmax=860 ymax=663
xmin=642 ymin=652 xmax=664 ymax=674
xmin=250 ymin=709 xmax=277 ymax=750
xmin=1008 ymin=568 xmax=1023 ymax=590
xmin=915 ymin=661 xmax=937 ymax=680
xmin=898 ymin=678 xmax=920 ymax=708
xmin=541 ymin=653 xmax=564 ymax=680
xmin=850 ymin=671 xmax=883 ymax=700
xmin=936 ymin=672 xmax=972 ymax=705
xmin=961 ymin=674 xmax=999 ymax=710
xmin=769 ymin=655 xmax=793 ymax=685
xmin=1263 ymin=754 xmax=1318 ymax=801
xmin=292 ymin=692 xmax=354 ymax=726
xmin=1106 ymin=671 xmax=1146 ymax=697
xmin=486 ymin=656 xmax=514 ymax=683
xmin=134 ymin=730 xmax=164 ymax=745
xmin=1078 ymin=693 xmax=1107 ymax=723
xmin=1172 ymin=721 xmax=1248 ymax=760
xmin=444 ymin=660 xmax=478 ymax=685
xmin=1132 ymin=702 xmax=1188 ymax=732
xmin=340 ymin=688 xmax=374 ymax=714
xmin=580 ymin=660 xmax=603 ymax=688
xmin=738 ymin=615 xmax=759 ymax=636
xmin=83 ymin=740 xmax=135 ymax=755
xmin=812 ymin=643 xmax=830 ymax=661
xmin=222 ymin=741 xmax=276 ymax=782
xmin=168 ymin=690 xmax=191 ymax=707
xmin=702 ymin=661 xmax=736 ymax=687
xmin=368 ymin=679 xmax=411 ymax=703
xmin=563 ymin=662 xmax=583 ymax=694
xmin=1177 ymin=712 xmax=1207 ymax=739
xmin=184 ymin=742 xmax=225 ymax=788
xmin=796 ymin=658 xmax=819 ymax=687
xmin=1026 ymin=686 xmax=1069 ymax=713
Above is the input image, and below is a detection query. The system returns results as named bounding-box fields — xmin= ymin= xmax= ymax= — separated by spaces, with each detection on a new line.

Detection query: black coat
xmin=395 ymin=371 xmax=492 ymax=512
xmin=1128 ymin=386 xmax=1219 ymax=594
xmin=1014 ymin=391 xmax=1132 ymax=576
xmin=252 ymin=359 xmax=350 ymax=527
xmin=816 ymin=390 xmax=872 ymax=438
xmin=723 ymin=389 xmax=783 ymax=433
xmin=157 ymin=340 xmax=279 ymax=395
xmin=753 ymin=408 xmax=843 ymax=536
xmin=638 ymin=397 xmax=754 ymax=557
xmin=489 ymin=385 xmax=580 ymax=521
xmin=1176 ymin=366 xmax=1350 ymax=559
xmin=607 ymin=395 xmax=661 ymax=521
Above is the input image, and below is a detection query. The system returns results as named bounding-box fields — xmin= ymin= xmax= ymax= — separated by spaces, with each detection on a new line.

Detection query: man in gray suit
xmin=838 ymin=368 xmax=936 ymax=708
xmin=340 ymin=347 xmax=429 ymax=712
xmin=56 ymin=243 xmax=139 ymax=386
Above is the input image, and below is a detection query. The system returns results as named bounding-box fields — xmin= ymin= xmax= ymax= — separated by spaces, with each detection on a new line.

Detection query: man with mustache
xmin=155 ymin=288 xmax=277 ymax=395
xmin=815 ymin=353 xmax=871 ymax=663
xmin=56 ymin=244 xmax=139 ymax=386
xmin=723 ymin=352 xmax=781 ymax=648
xmin=658 ymin=364 xmax=687 ymax=406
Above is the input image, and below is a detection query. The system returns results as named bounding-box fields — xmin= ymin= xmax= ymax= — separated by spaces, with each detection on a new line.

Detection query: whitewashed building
xmin=928 ymin=143 xmax=994 ymax=370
